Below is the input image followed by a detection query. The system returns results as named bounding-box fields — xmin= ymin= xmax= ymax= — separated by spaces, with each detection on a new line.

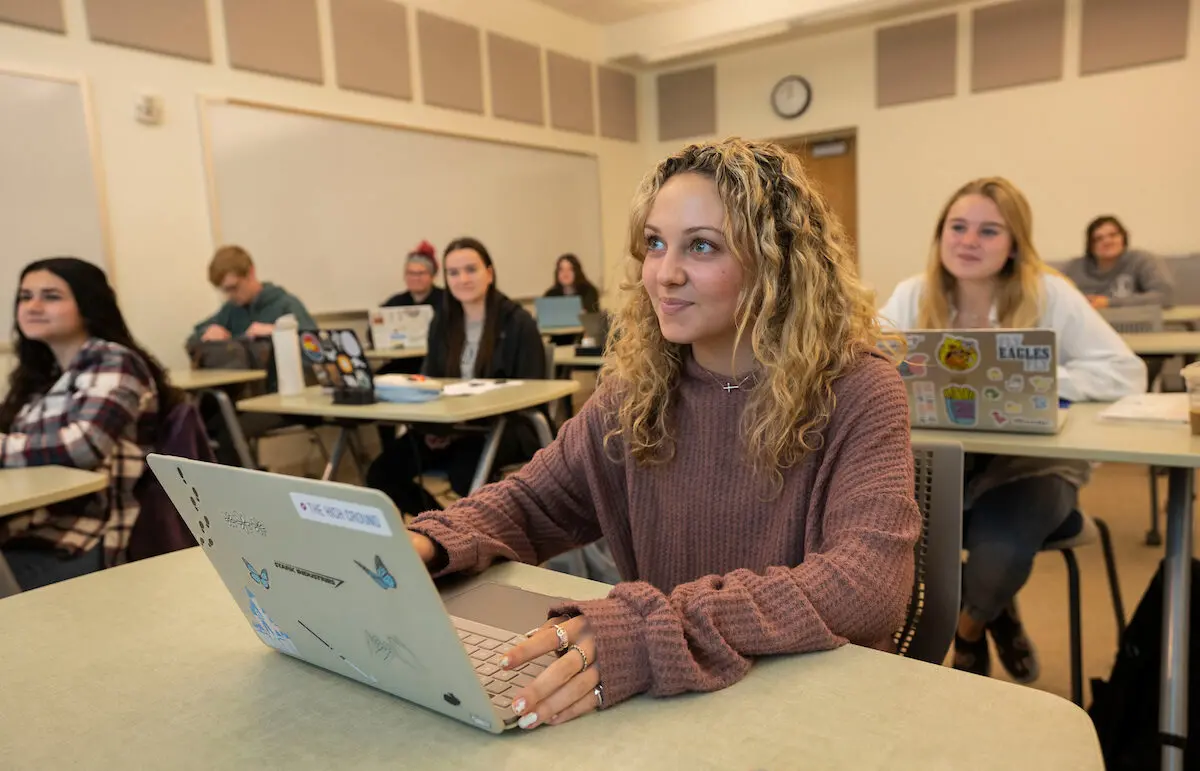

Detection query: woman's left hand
xmin=501 ymin=615 xmax=602 ymax=729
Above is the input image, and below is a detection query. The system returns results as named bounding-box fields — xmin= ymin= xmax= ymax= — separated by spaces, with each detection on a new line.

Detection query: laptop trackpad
xmin=442 ymin=582 xmax=567 ymax=634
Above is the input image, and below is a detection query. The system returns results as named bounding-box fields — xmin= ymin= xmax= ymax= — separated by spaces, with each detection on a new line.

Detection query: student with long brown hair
xmin=880 ymin=177 xmax=1144 ymax=683
xmin=365 ymin=238 xmax=545 ymax=513
xmin=402 ymin=139 xmax=921 ymax=728
xmin=1 ymin=258 xmax=181 ymax=590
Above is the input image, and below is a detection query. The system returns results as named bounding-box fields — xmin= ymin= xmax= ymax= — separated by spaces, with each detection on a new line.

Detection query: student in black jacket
xmin=381 ymin=240 xmax=447 ymax=310
xmin=543 ymin=253 xmax=600 ymax=313
xmin=365 ymin=237 xmax=547 ymax=514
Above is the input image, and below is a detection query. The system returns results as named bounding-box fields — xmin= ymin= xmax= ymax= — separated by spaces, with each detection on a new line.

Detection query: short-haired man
xmin=188 ymin=245 xmax=315 ymax=347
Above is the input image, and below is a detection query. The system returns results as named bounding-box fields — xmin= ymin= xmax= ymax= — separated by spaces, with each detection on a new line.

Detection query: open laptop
xmin=369 ymin=305 xmax=434 ymax=350
xmin=299 ymin=329 xmax=374 ymax=395
xmin=534 ymin=296 xmax=583 ymax=330
xmin=886 ymin=329 xmax=1066 ymax=434
xmin=145 ymin=456 xmax=569 ymax=734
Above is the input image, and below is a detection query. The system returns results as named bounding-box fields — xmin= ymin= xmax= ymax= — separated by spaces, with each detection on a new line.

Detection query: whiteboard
xmin=203 ymin=101 xmax=604 ymax=310
xmin=0 ymin=71 xmax=108 ymax=336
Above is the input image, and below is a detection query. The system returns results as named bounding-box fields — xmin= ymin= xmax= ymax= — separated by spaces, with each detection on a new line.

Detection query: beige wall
xmin=0 ymin=0 xmax=644 ymax=372
xmin=644 ymin=0 xmax=1200 ymax=302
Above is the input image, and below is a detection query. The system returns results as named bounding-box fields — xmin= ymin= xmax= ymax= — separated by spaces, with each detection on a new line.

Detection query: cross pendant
xmin=723 ymin=383 xmax=739 ymax=392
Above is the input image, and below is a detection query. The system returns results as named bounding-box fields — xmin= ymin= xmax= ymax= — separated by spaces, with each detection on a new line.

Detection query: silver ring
xmin=553 ymin=623 xmax=569 ymax=653
xmin=569 ymin=644 xmax=589 ymax=672
xmin=593 ymin=684 xmax=605 ymax=709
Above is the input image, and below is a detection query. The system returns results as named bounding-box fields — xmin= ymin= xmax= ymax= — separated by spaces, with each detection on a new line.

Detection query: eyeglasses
xmin=405 ymin=269 xmax=432 ymax=278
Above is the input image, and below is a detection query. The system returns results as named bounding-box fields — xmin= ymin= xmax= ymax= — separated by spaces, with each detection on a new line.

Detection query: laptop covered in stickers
xmin=885 ymin=329 xmax=1066 ymax=434
xmin=146 ymin=454 xmax=571 ymax=734
xmin=299 ymin=328 xmax=374 ymax=393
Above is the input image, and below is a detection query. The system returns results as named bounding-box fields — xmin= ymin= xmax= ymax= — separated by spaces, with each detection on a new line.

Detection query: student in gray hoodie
xmin=1063 ymin=216 xmax=1173 ymax=310
xmin=187 ymin=245 xmax=316 ymax=347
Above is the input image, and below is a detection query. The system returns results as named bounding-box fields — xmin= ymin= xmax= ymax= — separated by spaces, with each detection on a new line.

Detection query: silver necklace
xmin=704 ymin=369 xmax=755 ymax=393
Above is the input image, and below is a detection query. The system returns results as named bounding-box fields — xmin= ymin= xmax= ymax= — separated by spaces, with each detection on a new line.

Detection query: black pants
xmin=365 ymin=429 xmax=531 ymax=516
xmin=4 ymin=544 xmax=104 ymax=592
xmin=962 ymin=457 xmax=1078 ymax=623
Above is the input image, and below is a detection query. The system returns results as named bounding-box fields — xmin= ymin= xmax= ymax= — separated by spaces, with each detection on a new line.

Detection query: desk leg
xmin=1161 ymin=468 xmax=1194 ymax=771
xmin=468 ymin=416 xmax=508 ymax=494
xmin=0 ymin=554 xmax=21 ymax=599
xmin=321 ymin=428 xmax=350 ymax=482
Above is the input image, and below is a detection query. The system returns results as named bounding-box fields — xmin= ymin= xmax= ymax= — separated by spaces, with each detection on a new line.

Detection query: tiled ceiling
xmin=530 ymin=0 xmax=707 ymax=25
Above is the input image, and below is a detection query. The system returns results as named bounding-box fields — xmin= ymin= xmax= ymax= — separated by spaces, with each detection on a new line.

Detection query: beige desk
xmin=0 ymin=466 xmax=107 ymax=517
xmin=1122 ymin=331 xmax=1200 ymax=356
xmin=539 ymin=324 xmax=583 ymax=337
xmin=363 ymin=346 xmax=427 ymax=362
xmin=914 ymin=402 xmax=1198 ymax=770
xmin=554 ymin=346 xmax=603 ymax=370
xmin=0 ymin=549 xmax=1102 ymax=770
xmin=169 ymin=368 xmax=268 ymax=391
xmin=1164 ymin=305 xmax=1200 ymax=327
xmin=238 ymin=381 xmax=578 ymax=488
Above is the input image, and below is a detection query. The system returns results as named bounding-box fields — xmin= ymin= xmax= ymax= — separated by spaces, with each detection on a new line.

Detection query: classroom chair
xmin=894 ymin=439 xmax=964 ymax=665
xmin=1039 ymin=511 xmax=1125 ymax=706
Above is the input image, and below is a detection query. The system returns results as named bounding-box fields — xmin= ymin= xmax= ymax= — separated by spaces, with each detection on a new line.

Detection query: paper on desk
xmin=443 ymin=379 xmax=524 ymax=396
xmin=1099 ymin=393 xmax=1188 ymax=424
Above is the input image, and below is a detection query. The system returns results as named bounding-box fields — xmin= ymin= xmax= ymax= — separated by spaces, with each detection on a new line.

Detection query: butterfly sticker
xmin=243 ymin=558 xmax=270 ymax=590
xmin=355 ymin=555 xmax=397 ymax=589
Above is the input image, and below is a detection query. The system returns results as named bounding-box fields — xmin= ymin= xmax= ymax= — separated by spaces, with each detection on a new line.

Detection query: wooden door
xmin=780 ymin=134 xmax=858 ymax=261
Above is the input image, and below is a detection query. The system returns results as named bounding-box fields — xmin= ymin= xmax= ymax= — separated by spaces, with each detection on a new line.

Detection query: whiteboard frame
xmin=0 ymin=64 xmax=116 ymax=289
xmin=195 ymin=95 xmax=606 ymax=305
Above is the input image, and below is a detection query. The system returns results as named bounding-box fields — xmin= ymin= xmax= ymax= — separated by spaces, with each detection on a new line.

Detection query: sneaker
xmin=987 ymin=603 xmax=1040 ymax=684
xmin=953 ymin=632 xmax=991 ymax=677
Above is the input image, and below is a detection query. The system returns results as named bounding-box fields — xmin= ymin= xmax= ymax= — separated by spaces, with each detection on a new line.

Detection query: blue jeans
xmin=3 ymin=545 xmax=104 ymax=592
xmin=962 ymin=460 xmax=1077 ymax=623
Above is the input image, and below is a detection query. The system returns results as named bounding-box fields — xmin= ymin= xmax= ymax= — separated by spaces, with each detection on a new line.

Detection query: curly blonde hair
xmin=918 ymin=177 xmax=1052 ymax=329
xmin=603 ymin=138 xmax=892 ymax=488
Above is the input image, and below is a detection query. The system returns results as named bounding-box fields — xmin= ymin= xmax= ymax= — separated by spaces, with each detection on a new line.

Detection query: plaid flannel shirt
xmin=1 ymin=338 xmax=158 ymax=565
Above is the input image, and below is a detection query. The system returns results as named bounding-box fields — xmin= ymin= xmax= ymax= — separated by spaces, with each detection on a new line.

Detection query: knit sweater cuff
xmin=407 ymin=518 xmax=480 ymax=577
xmin=551 ymin=596 xmax=652 ymax=708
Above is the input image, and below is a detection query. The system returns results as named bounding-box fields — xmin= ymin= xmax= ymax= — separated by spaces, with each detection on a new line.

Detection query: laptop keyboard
xmin=452 ymin=617 xmax=558 ymax=711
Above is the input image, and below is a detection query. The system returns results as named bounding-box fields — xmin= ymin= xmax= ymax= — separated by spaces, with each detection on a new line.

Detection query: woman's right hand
xmin=408 ymin=530 xmax=437 ymax=565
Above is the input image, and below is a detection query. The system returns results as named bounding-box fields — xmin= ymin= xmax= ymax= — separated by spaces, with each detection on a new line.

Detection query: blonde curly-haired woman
xmin=406 ymin=139 xmax=921 ymax=729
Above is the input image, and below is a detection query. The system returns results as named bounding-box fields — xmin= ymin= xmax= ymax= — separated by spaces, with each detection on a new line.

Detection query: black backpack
xmin=1088 ymin=558 xmax=1199 ymax=770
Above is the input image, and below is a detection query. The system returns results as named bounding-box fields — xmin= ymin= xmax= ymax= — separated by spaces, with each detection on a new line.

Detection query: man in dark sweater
xmin=1062 ymin=216 xmax=1173 ymax=309
xmin=187 ymin=245 xmax=315 ymax=346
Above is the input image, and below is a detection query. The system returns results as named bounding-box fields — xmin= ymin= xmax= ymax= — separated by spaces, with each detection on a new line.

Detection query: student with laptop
xmin=372 ymin=240 xmax=444 ymax=377
xmin=543 ymin=253 xmax=600 ymax=314
xmin=1 ymin=258 xmax=181 ymax=590
xmin=365 ymin=237 xmax=545 ymax=511
xmin=879 ymin=178 xmax=1145 ymax=684
xmin=542 ymin=254 xmax=600 ymax=345
xmin=380 ymin=240 xmax=446 ymax=311
xmin=186 ymin=245 xmax=316 ymax=348
xmin=406 ymin=140 xmax=921 ymax=729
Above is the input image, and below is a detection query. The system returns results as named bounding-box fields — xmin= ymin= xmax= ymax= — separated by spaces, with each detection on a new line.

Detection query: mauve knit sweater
xmin=410 ymin=352 xmax=920 ymax=708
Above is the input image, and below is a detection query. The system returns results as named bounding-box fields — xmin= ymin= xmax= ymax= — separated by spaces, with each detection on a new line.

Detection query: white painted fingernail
xmin=524 ymin=627 xmax=541 ymax=637
xmin=518 ymin=712 xmax=539 ymax=729
xmin=511 ymin=697 xmax=526 ymax=714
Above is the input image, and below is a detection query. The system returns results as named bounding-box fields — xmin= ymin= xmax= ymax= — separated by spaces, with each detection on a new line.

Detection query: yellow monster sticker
xmin=937 ymin=335 xmax=980 ymax=373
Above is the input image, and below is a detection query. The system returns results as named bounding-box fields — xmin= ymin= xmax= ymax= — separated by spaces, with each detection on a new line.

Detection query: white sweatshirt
xmin=879 ymin=272 xmax=1147 ymax=403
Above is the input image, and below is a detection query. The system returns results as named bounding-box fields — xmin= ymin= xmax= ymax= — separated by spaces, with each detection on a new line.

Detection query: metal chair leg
xmin=1093 ymin=517 xmax=1126 ymax=638
xmin=1062 ymin=548 xmax=1084 ymax=706
xmin=1148 ymin=466 xmax=1164 ymax=546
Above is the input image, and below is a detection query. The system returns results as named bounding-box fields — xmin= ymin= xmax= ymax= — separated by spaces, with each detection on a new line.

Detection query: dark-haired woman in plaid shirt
xmin=1 ymin=258 xmax=178 ymax=591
